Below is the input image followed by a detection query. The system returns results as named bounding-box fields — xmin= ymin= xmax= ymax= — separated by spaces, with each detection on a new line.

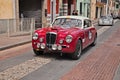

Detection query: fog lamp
xmin=41 ymin=43 xmax=45 ymax=49
xmin=59 ymin=39 xmax=64 ymax=44
xmin=58 ymin=45 xmax=62 ymax=50
xmin=52 ymin=44 xmax=57 ymax=50
xmin=37 ymin=43 xmax=40 ymax=48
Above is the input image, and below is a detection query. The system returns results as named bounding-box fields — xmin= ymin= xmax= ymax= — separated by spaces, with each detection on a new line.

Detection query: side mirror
xmin=50 ymin=24 xmax=52 ymax=27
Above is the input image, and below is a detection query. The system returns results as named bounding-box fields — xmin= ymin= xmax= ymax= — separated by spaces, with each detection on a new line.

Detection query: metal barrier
xmin=0 ymin=18 xmax=35 ymax=37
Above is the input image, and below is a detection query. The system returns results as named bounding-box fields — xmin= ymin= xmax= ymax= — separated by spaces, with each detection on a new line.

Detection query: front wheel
xmin=71 ymin=40 xmax=82 ymax=60
xmin=33 ymin=49 xmax=44 ymax=55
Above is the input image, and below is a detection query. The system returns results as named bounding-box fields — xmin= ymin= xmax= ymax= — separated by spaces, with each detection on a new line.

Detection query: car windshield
xmin=101 ymin=16 xmax=112 ymax=19
xmin=107 ymin=16 xmax=113 ymax=19
xmin=52 ymin=18 xmax=82 ymax=28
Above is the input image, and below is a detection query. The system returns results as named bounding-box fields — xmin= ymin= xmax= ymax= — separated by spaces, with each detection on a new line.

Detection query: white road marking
xmin=0 ymin=57 xmax=51 ymax=80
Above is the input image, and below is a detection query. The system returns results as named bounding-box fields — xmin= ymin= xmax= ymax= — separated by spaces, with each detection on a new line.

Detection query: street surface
xmin=0 ymin=20 xmax=120 ymax=80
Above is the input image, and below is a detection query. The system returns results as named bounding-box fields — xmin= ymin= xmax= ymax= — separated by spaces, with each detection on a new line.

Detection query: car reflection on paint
xmin=32 ymin=16 xmax=97 ymax=60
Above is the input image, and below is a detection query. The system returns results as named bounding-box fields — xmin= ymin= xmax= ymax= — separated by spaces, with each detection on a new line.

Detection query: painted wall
xmin=90 ymin=0 xmax=96 ymax=20
xmin=0 ymin=0 xmax=14 ymax=19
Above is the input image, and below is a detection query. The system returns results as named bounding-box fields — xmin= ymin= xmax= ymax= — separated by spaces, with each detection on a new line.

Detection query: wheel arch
xmin=78 ymin=38 xmax=83 ymax=50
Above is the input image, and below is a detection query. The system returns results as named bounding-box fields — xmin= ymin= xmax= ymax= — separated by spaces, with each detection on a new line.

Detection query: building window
xmin=80 ymin=2 xmax=82 ymax=15
xmin=116 ymin=4 xmax=119 ymax=8
xmin=101 ymin=0 xmax=107 ymax=4
xmin=96 ymin=7 xmax=98 ymax=18
xmin=87 ymin=4 xmax=90 ymax=17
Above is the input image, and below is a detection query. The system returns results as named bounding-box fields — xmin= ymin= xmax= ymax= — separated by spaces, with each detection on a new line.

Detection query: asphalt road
xmin=0 ymin=19 xmax=119 ymax=80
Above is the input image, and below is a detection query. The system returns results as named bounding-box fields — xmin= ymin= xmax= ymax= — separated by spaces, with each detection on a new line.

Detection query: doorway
xmin=19 ymin=0 xmax=43 ymax=28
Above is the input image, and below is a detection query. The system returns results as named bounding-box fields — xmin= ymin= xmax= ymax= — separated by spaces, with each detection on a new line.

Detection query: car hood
xmin=35 ymin=25 xmax=82 ymax=35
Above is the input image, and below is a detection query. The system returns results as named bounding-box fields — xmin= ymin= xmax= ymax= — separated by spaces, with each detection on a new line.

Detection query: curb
xmin=0 ymin=40 xmax=31 ymax=51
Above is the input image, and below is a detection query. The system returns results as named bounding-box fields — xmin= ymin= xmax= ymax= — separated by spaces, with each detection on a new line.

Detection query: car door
xmin=83 ymin=19 xmax=94 ymax=47
xmin=87 ymin=20 xmax=95 ymax=44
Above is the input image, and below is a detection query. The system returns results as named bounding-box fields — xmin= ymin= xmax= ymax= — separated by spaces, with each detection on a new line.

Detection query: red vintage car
xmin=32 ymin=16 xmax=97 ymax=60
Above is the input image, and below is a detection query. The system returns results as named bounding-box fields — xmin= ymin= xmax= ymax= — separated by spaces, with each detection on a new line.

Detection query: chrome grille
xmin=46 ymin=32 xmax=57 ymax=46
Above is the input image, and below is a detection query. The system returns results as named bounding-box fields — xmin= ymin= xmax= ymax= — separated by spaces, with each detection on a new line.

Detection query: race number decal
xmin=82 ymin=38 xmax=86 ymax=43
xmin=88 ymin=31 xmax=92 ymax=39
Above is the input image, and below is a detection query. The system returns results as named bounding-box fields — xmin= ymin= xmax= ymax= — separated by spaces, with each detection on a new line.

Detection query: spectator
xmin=72 ymin=10 xmax=76 ymax=15
xmin=72 ymin=10 xmax=78 ymax=15
xmin=75 ymin=10 xmax=78 ymax=15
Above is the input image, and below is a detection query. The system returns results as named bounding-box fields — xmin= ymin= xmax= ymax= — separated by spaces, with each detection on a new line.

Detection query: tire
xmin=71 ymin=40 xmax=82 ymax=60
xmin=91 ymin=34 xmax=97 ymax=46
xmin=33 ymin=49 xmax=44 ymax=55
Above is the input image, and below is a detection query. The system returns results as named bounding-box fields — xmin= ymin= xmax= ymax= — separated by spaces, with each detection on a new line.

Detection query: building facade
xmin=95 ymin=0 xmax=105 ymax=18
xmin=47 ymin=0 xmax=76 ymax=25
xmin=0 ymin=0 xmax=46 ymax=27
xmin=114 ymin=0 xmax=120 ymax=14
xmin=90 ymin=0 xmax=108 ymax=20
xmin=0 ymin=0 xmax=76 ymax=27
xmin=0 ymin=0 xmax=14 ymax=19
xmin=76 ymin=0 xmax=91 ymax=18
xmin=90 ymin=0 xmax=96 ymax=20
xmin=0 ymin=0 xmax=117 ymax=27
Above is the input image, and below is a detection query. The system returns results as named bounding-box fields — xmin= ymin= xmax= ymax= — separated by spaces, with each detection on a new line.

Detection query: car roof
xmin=55 ymin=15 xmax=89 ymax=20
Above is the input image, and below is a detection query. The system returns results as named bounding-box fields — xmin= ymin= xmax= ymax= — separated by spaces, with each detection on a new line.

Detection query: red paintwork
xmin=32 ymin=25 xmax=97 ymax=54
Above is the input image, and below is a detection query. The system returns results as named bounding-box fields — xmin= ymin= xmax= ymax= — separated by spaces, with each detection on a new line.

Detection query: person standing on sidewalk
xmin=72 ymin=10 xmax=76 ymax=15
xmin=72 ymin=10 xmax=78 ymax=15
xmin=75 ymin=10 xmax=78 ymax=15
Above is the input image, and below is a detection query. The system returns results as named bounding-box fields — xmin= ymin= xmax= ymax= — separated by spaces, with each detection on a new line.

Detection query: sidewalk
xmin=61 ymin=22 xmax=120 ymax=80
xmin=0 ymin=34 xmax=31 ymax=51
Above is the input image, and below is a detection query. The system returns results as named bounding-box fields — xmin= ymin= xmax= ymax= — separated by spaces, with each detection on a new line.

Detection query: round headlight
xmin=32 ymin=33 xmax=38 ymax=40
xmin=66 ymin=35 xmax=73 ymax=43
